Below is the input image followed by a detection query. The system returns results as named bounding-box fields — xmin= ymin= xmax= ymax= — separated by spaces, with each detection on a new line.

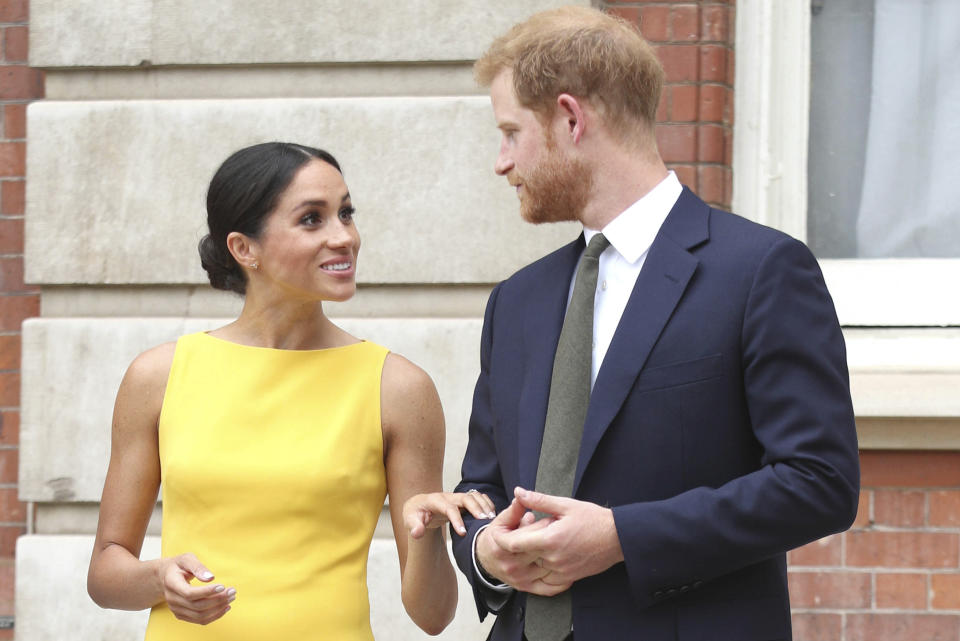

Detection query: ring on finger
xmin=467 ymin=489 xmax=480 ymax=494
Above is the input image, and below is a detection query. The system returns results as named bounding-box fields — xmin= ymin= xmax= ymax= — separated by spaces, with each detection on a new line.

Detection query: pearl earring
xmin=251 ymin=262 xmax=259 ymax=270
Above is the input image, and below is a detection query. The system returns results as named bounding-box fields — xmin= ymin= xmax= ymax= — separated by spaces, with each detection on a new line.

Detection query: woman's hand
xmin=403 ymin=491 xmax=497 ymax=539
xmin=157 ymin=553 xmax=236 ymax=625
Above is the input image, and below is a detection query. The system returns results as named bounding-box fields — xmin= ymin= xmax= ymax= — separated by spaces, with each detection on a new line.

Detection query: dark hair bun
xmin=198 ymin=234 xmax=246 ymax=294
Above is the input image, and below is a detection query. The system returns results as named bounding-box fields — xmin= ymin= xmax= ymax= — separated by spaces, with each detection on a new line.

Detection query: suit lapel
xmin=517 ymin=236 xmax=585 ymax=491
xmin=574 ymin=188 xmax=710 ymax=493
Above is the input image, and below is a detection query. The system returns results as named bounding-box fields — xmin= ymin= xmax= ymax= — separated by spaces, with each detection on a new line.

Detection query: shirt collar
xmin=583 ymin=171 xmax=683 ymax=264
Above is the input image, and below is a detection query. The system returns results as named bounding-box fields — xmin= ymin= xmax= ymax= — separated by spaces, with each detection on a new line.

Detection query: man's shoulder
xmin=687 ymin=196 xmax=801 ymax=257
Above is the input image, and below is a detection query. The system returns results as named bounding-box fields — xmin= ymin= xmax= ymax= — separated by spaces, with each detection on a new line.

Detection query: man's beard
xmin=517 ymin=143 xmax=593 ymax=225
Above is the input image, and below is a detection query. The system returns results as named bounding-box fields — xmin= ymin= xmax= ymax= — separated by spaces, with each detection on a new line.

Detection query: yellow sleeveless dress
xmin=144 ymin=332 xmax=389 ymax=641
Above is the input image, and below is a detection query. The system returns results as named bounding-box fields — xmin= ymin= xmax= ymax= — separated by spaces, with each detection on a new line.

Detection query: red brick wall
xmin=791 ymin=451 xmax=960 ymax=640
xmin=0 ymin=0 xmax=40 ymax=635
xmin=603 ymin=0 xmax=734 ymax=209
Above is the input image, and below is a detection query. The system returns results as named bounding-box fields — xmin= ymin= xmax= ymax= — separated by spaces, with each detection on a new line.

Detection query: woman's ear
xmin=226 ymin=232 xmax=259 ymax=271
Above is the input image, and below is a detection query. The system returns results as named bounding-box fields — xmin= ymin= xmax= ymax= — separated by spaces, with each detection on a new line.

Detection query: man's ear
xmin=226 ymin=231 xmax=259 ymax=270
xmin=556 ymin=93 xmax=586 ymax=143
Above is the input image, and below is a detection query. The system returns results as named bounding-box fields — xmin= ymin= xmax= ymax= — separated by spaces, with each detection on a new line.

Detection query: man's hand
xmin=486 ymin=487 xmax=624 ymax=595
xmin=475 ymin=495 xmax=566 ymax=594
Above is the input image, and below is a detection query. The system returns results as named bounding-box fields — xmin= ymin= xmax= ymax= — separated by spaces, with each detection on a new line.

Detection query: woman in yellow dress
xmin=86 ymin=142 xmax=496 ymax=639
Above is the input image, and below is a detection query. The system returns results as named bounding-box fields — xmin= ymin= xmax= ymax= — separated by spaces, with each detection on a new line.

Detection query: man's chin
xmin=520 ymin=207 xmax=577 ymax=224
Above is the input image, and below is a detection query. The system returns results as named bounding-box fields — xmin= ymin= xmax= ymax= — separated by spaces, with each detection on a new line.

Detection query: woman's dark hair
xmin=198 ymin=142 xmax=342 ymax=294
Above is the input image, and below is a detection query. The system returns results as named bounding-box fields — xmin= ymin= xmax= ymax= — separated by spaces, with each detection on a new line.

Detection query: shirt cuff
xmin=472 ymin=524 xmax=514 ymax=610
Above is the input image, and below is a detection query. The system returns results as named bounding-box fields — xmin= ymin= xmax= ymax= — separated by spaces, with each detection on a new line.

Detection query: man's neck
xmin=579 ymin=149 xmax=669 ymax=230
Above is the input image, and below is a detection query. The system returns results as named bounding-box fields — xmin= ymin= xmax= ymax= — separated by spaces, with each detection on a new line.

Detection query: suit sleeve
xmin=450 ymin=282 xmax=514 ymax=618
xmin=610 ymin=236 xmax=860 ymax=608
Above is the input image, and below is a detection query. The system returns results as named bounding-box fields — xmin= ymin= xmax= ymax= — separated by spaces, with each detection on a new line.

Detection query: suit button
xmin=693 ymin=580 xmax=703 ymax=589
xmin=666 ymin=588 xmax=678 ymax=597
xmin=653 ymin=590 xmax=664 ymax=599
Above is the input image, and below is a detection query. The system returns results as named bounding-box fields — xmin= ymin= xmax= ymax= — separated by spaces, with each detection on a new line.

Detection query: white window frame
xmin=732 ymin=0 xmax=960 ymax=328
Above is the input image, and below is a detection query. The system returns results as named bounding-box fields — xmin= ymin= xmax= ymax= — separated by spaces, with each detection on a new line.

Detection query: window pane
xmin=808 ymin=0 xmax=960 ymax=258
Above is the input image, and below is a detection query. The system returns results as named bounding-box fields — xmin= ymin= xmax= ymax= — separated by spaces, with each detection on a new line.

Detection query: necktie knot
xmin=584 ymin=233 xmax=610 ymax=261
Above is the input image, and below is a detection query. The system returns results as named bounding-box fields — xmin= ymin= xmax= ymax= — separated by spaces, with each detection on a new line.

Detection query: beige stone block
xmin=29 ymin=0 xmax=152 ymax=68
xmin=44 ymin=65 xmax=481 ymax=101
xmin=34 ymin=503 xmax=162 ymax=536
xmin=30 ymin=0 xmax=589 ymax=67
xmin=20 ymin=317 xmax=481 ymax=502
xmin=25 ymin=98 xmax=579 ymax=285
xmin=16 ymin=535 xmax=156 ymax=640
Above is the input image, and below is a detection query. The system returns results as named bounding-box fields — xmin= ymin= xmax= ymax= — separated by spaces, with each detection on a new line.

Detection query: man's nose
xmin=494 ymin=149 xmax=513 ymax=176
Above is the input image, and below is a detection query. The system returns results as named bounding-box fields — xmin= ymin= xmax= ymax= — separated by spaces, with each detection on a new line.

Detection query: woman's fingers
xmin=172 ymin=601 xmax=233 ymax=625
xmin=463 ymin=490 xmax=496 ymax=519
xmin=403 ymin=491 xmax=498 ymax=538
xmin=168 ymin=585 xmax=236 ymax=624
xmin=162 ymin=554 xmax=237 ymax=625
xmin=175 ymin=552 xmax=214 ymax=582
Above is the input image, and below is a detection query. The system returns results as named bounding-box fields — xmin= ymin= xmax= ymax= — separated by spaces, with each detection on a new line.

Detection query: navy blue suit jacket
xmin=452 ymin=188 xmax=860 ymax=641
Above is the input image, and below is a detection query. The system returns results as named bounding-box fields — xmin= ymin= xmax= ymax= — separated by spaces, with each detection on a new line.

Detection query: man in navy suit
xmin=451 ymin=7 xmax=860 ymax=641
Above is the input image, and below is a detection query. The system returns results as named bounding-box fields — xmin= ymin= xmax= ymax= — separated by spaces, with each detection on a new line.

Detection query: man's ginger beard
xmin=517 ymin=130 xmax=594 ymax=225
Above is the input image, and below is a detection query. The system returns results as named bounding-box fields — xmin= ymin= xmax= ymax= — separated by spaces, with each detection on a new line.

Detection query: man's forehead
xmin=490 ymin=71 xmax=521 ymax=114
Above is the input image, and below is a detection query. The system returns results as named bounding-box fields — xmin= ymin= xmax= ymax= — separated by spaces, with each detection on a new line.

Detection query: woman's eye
xmin=339 ymin=206 xmax=356 ymax=222
xmin=300 ymin=212 xmax=320 ymax=226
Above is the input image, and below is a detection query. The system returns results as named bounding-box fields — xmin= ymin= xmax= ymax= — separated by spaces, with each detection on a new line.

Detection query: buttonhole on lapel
xmin=664 ymin=273 xmax=680 ymax=283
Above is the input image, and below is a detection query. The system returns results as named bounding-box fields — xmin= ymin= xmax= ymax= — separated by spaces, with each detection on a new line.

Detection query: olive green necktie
xmin=525 ymin=233 xmax=610 ymax=641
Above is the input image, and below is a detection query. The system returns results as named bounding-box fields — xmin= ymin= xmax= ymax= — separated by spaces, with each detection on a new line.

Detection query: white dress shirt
xmin=472 ymin=171 xmax=684 ymax=599
xmin=580 ymin=170 xmax=683 ymax=386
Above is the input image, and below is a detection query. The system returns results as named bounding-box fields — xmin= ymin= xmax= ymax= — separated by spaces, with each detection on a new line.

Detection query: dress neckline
xmin=198 ymin=330 xmax=366 ymax=354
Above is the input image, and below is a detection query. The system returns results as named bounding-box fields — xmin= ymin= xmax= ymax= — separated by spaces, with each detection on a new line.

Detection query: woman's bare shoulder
xmin=381 ymin=352 xmax=435 ymax=398
xmin=380 ymin=352 xmax=443 ymax=437
xmin=118 ymin=340 xmax=178 ymax=403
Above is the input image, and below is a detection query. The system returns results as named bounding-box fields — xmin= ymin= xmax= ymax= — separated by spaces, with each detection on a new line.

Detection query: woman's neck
xmin=216 ymin=293 xmax=354 ymax=350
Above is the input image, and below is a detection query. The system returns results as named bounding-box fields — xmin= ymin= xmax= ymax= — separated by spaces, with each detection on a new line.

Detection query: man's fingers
xmin=514 ymin=487 xmax=570 ymax=517
xmin=517 ymin=513 xmax=554 ymax=533
xmin=494 ymin=521 xmax=550 ymax=555
xmin=491 ymin=497 xmax=527 ymax=528
xmin=522 ymin=578 xmax=573 ymax=597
